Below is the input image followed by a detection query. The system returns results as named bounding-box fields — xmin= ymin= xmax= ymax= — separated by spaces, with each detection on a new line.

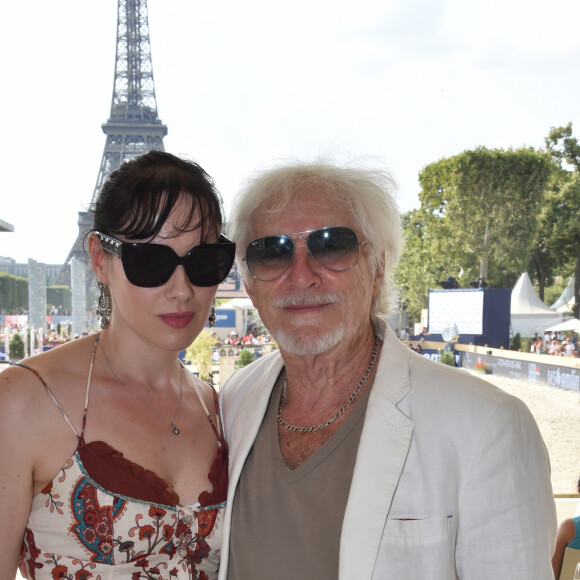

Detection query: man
xmin=218 ymin=160 xmax=556 ymax=579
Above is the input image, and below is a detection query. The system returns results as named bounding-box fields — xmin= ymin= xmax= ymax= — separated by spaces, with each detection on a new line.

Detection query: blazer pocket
xmin=375 ymin=514 xmax=456 ymax=579
xmin=383 ymin=513 xmax=454 ymax=545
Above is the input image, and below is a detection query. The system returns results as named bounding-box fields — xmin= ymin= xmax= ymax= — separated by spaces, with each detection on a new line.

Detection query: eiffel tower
xmin=63 ymin=0 xmax=167 ymax=269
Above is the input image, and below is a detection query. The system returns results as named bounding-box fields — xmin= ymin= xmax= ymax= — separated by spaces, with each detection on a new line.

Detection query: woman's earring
xmin=96 ymin=281 xmax=111 ymax=329
xmin=208 ymin=299 xmax=216 ymax=328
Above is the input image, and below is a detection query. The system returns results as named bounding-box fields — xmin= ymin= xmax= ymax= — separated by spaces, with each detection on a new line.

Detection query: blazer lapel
xmin=219 ymin=352 xmax=284 ymax=579
xmin=339 ymin=326 xmax=414 ymax=580
xmin=227 ymin=353 xmax=283 ymax=485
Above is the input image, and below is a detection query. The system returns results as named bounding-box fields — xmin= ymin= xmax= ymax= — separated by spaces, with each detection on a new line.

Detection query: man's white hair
xmin=227 ymin=158 xmax=402 ymax=318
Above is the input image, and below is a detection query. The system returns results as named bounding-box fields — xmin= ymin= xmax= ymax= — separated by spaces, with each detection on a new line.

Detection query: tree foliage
xmin=395 ymin=147 xmax=552 ymax=320
xmin=0 ymin=272 xmax=28 ymax=312
xmin=185 ymin=329 xmax=215 ymax=380
xmin=47 ymin=286 xmax=72 ymax=311
xmin=235 ymin=348 xmax=256 ymax=369
xmin=394 ymin=210 xmax=443 ymax=321
xmin=544 ymin=123 xmax=580 ymax=318
xmin=9 ymin=332 xmax=25 ymax=360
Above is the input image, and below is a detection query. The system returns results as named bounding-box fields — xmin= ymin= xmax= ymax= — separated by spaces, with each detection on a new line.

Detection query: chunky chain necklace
xmin=278 ymin=335 xmax=380 ymax=433
xmin=100 ymin=338 xmax=184 ymax=435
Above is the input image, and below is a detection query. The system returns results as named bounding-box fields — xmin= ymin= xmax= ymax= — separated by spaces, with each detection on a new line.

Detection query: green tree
xmin=185 ymin=329 xmax=215 ymax=380
xmin=47 ymin=286 xmax=72 ymax=312
xmin=544 ymin=122 xmax=580 ymax=318
xmin=394 ymin=210 xmax=444 ymax=321
xmin=9 ymin=332 xmax=25 ymax=360
xmin=419 ymin=147 xmax=551 ymax=282
xmin=438 ymin=348 xmax=456 ymax=366
xmin=397 ymin=147 xmax=552 ymax=319
xmin=235 ymin=348 xmax=256 ymax=369
xmin=0 ymin=272 xmax=28 ymax=312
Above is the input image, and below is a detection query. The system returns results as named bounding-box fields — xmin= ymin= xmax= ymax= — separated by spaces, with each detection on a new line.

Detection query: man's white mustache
xmin=272 ymin=293 xmax=342 ymax=308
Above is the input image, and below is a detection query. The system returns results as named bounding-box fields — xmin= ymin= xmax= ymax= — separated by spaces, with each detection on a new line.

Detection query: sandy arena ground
xmin=464 ymin=369 xmax=580 ymax=496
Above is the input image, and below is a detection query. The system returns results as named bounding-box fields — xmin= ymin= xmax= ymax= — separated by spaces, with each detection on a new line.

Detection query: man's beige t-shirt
xmin=227 ymin=371 xmax=373 ymax=580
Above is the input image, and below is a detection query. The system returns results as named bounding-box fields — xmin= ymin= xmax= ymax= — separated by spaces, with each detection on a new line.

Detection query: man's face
xmin=244 ymin=197 xmax=383 ymax=356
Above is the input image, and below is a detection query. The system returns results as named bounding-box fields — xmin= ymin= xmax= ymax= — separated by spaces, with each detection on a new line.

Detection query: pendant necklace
xmin=278 ymin=335 xmax=380 ymax=433
xmin=100 ymin=339 xmax=184 ymax=435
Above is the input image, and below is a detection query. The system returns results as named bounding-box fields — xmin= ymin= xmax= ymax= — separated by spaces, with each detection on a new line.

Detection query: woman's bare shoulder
xmin=0 ymin=335 xmax=97 ymax=414
xmin=6 ymin=333 xmax=96 ymax=378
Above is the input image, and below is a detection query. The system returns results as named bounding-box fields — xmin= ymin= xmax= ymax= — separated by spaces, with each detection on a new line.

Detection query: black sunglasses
xmin=95 ymin=231 xmax=236 ymax=288
xmin=245 ymin=226 xmax=368 ymax=282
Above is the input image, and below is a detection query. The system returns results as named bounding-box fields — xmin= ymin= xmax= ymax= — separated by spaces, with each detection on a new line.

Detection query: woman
xmin=552 ymin=515 xmax=580 ymax=579
xmin=0 ymin=151 xmax=235 ymax=578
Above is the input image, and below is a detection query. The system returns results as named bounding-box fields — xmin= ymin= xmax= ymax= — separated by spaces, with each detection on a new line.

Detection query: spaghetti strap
xmin=81 ymin=334 xmax=100 ymax=437
xmin=11 ymin=362 xmax=80 ymax=439
xmin=9 ymin=335 xmax=99 ymax=441
xmin=188 ymin=372 xmax=223 ymax=439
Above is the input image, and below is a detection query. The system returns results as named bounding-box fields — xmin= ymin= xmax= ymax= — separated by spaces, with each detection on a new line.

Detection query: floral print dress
xmin=15 ymin=342 xmax=228 ymax=580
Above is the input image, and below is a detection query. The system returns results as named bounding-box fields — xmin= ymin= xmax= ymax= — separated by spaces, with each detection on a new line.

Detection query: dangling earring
xmin=208 ymin=299 xmax=216 ymax=328
xmin=96 ymin=281 xmax=111 ymax=329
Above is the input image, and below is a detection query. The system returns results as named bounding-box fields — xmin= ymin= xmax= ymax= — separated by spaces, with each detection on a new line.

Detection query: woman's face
xmin=93 ymin=197 xmax=219 ymax=354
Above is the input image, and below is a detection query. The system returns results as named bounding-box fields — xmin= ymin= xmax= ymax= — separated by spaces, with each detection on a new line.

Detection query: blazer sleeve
xmin=454 ymin=394 xmax=557 ymax=579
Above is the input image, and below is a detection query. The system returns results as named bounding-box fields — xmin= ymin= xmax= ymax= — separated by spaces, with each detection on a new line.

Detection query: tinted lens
xmin=246 ymin=236 xmax=294 ymax=281
xmin=307 ymin=227 xmax=360 ymax=271
xmin=121 ymin=239 xmax=235 ymax=288
xmin=245 ymin=227 xmax=362 ymax=281
xmin=184 ymin=243 xmax=236 ymax=287
xmin=122 ymin=244 xmax=176 ymax=287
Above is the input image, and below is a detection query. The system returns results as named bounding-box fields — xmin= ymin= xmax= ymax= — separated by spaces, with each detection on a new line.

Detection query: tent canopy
xmin=545 ymin=318 xmax=580 ymax=332
xmin=510 ymin=272 xmax=563 ymax=337
xmin=511 ymin=272 xmax=556 ymax=314
xmin=550 ymin=276 xmax=575 ymax=312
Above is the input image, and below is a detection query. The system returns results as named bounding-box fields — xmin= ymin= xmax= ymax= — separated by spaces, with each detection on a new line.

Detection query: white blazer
xmin=218 ymin=320 xmax=556 ymax=579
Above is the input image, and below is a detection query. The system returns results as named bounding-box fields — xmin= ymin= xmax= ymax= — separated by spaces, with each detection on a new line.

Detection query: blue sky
xmin=1 ymin=0 xmax=579 ymax=264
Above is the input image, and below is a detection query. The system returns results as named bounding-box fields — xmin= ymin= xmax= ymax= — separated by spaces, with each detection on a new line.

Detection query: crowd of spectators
xmin=530 ymin=330 xmax=578 ymax=357
xmin=214 ymin=330 xmax=272 ymax=347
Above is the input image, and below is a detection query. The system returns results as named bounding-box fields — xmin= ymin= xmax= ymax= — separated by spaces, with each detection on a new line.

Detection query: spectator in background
xmin=548 ymin=339 xmax=561 ymax=356
xmin=225 ymin=331 xmax=240 ymax=345
xmin=242 ymin=330 xmax=259 ymax=345
xmin=564 ymin=336 xmax=576 ymax=357
xmin=552 ymin=509 xmax=580 ymax=578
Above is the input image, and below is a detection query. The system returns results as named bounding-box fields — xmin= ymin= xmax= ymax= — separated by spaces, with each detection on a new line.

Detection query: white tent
xmin=546 ymin=318 xmax=580 ymax=333
xmin=550 ymin=276 xmax=575 ymax=313
xmin=510 ymin=272 xmax=563 ymax=337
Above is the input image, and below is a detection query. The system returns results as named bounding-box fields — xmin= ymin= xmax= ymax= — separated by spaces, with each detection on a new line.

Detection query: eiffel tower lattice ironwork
xmin=64 ymin=0 xmax=167 ymax=266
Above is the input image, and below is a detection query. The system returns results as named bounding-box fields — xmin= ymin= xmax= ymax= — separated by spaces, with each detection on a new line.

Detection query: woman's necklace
xmin=100 ymin=340 xmax=184 ymax=435
xmin=278 ymin=335 xmax=380 ymax=433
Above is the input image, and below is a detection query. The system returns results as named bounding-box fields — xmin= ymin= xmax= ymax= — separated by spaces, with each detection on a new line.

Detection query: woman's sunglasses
xmin=95 ymin=231 xmax=236 ymax=288
xmin=245 ymin=226 xmax=368 ymax=282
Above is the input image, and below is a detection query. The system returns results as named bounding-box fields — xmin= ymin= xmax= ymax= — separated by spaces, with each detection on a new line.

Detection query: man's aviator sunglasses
xmin=95 ymin=231 xmax=236 ymax=288
xmin=245 ymin=226 xmax=368 ymax=282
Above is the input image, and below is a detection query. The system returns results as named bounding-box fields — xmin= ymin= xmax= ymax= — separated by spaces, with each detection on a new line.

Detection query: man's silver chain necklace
xmin=277 ymin=335 xmax=380 ymax=433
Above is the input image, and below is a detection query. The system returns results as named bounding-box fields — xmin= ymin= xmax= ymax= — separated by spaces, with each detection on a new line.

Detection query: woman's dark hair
xmin=90 ymin=150 xmax=225 ymax=242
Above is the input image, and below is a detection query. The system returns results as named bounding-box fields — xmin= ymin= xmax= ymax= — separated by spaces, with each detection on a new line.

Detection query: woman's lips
xmin=158 ymin=312 xmax=195 ymax=328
